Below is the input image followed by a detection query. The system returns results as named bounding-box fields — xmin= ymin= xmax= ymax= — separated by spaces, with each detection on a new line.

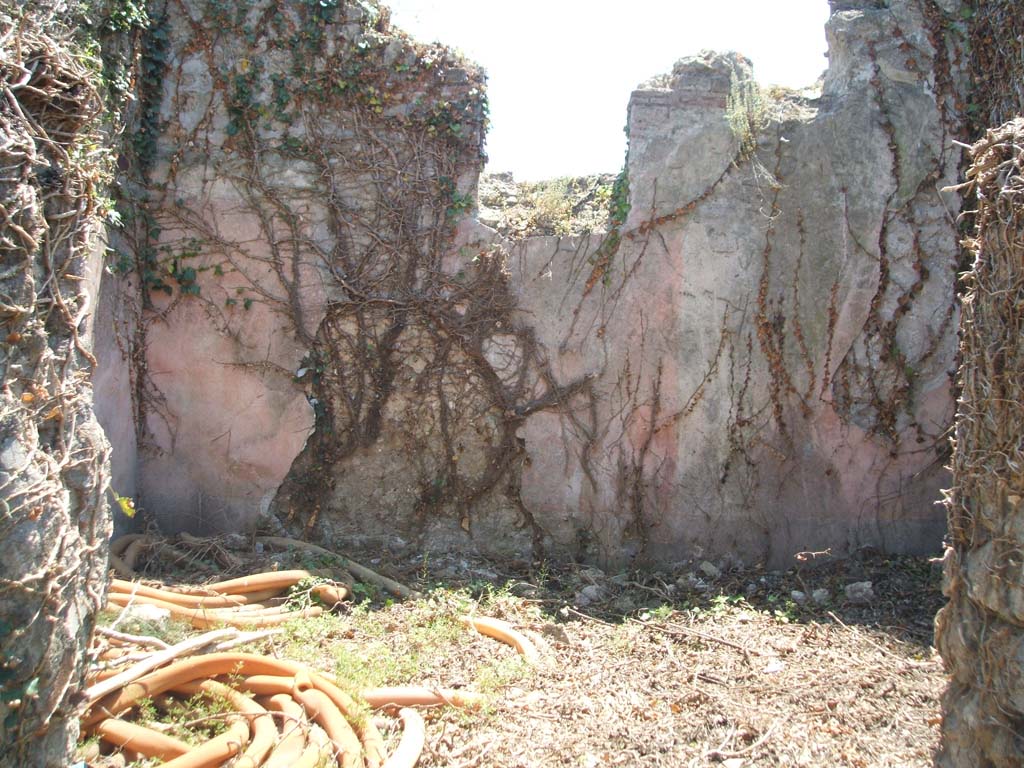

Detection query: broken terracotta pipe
xmin=83 ymin=652 xmax=383 ymax=766
xmin=158 ymin=717 xmax=250 ymax=768
xmin=85 ymin=629 xmax=238 ymax=705
xmin=94 ymin=717 xmax=190 ymax=761
xmin=306 ymin=724 xmax=338 ymax=768
xmin=360 ymin=686 xmax=486 ymax=710
xmin=294 ymin=686 xmax=363 ymax=768
xmin=312 ymin=583 xmax=350 ymax=607
xmin=174 ymin=570 xmax=315 ymax=595
xmin=110 ymin=534 xmax=148 ymax=558
xmin=120 ymin=535 xmax=153 ymax=573
xmin=84 ymin=654 xmax=270 ymax=727
xmin=460 ymin=615 xmax=539 ymax=664
xmin=381 ymin=707 xmax=425 ymax=768
xmin=104 ymin=592 xmax=323 ymax=628
xmin=261 ymin=693 xmax=311 ymax=768
xmin=235 ymin=672 xmax=363 ymax=768
xmin=85 ymin=651 xmax=385 ymax=766
xmin=108 ymin=552 xmax=135 ymax=580
xmin=108 ymin=579 xmax=281 ymax=609
xmin=171 ymin=679 xmax=277 ymax=768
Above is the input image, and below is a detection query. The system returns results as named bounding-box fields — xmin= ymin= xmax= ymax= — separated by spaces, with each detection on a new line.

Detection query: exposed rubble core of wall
xmin=476 ymin=173 xmax=617 ymax=238
xmin=964 ymin=0 xmax=1023 ymax=132
xmin=934 ymin=117 xmax=1024 ymax=768
xmin=96 ymin=0 xmax=972 ymax=569
xmin=0 ymin=5 xmax=115 ymax=764
xmin=932 ymin=2 xmax=1024 ymax=763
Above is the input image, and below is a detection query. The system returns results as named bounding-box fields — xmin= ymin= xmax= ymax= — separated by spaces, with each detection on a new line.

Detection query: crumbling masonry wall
xmin=934 ymin=117 xmax=1024 ymax=768
xmin=932 ymin=1 xmax=1024 ymax=762
xmin=100 ymin=0 xmax=542 ymax=548
xmin=96 ymin=0 xmax=972 ymax=568
xmin=495 ymin=0 xmax=969 ymax=566
xmin=0 ymin=7 xmax=113 ymax=765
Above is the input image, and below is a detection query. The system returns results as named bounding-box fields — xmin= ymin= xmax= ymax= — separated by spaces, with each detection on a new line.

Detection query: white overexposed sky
xmin=385 ymin=0 xmax=831 ymax=179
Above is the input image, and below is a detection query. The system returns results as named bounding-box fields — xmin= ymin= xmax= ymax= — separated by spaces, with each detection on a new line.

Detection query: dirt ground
xmin=90 ymin=542 xmax=948 ymax=768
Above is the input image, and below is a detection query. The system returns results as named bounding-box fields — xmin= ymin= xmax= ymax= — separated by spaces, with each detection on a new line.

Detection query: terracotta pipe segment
xmin=171 ymin=679 xmax=276 ymax=768
xmin=294 ymin=686 xmax=365 ymax=768
xmin=460 ymin=615 xmax=539 ymax=664
xmin=255 ymin=537 xmax=420 ymax=600
xmin=174 ymin=570 xmax=314 ymax=596
xmin=214 ymin=607 xmax=324 ymax=627
xmin=105 ymin=592 xmax=323 ymax=628
xmin=84 ymin=654 xmax=262 ymax=727
xmin=110 ymin=534 xmax=149 ymax=557
xmin=85 ymin=651 xmax=385 ymax=767
xmin=108 ymin=552 xmax=135 ymax=579
xmin=211 ymin=606 xmax=306 ymax=619
xmin=88 ymin=667 xmax=120 ymax=684
xmin=109 ymin=579 xmax=282 ymax=608
xmin=84 ymin=652 xmax=382 ymax=767
xmin=227 ymin=656 xmax=381 ymax=768
xmin=164 ymin=603 xmax=294 ymax=618
xmin=307 ymin=724 xmax=337 ymax=768
xmin=121 ymin=536 xmax=153 ymax=572
xmin=312 ymin=583 xmax=349 ymax=607
xmin=261 ymin=693 xmax=310 ymax=768
xmin=381 ymin=707 xmax=425 ymax=768
xmin=236 ymin=675 xmax=303 ymax=698
xmin=191 ymin=604 xmax=294 ymax=618
xmin=236 ymin=674 xmax=363 ymax=768
xmin=159 ymin=717 xmax=251 ymax=768
xmin=293 ymin=739 xmax=332 ymax=768
xmin=94 ymin=717 xmax=190 ymax=761
xmin=360 ymin=687 xmax=486 ymax=710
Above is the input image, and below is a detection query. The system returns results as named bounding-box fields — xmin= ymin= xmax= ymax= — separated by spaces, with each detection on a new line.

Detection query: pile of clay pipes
xmin=83 ymin=644 xmax=480 ymax=768
xmin=105 ymin=570 xmax=343 ymax=629
xmin=83 ymin=536 xmax=538 ymax=767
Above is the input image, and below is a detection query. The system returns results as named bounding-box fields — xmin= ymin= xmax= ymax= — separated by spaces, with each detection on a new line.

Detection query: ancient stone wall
xmin=468 ymin=0 xmax=970 ymax=567
xmin=97 ymin=0 xmax=972 ymax=569
xmin=964 ymin=0 xmax=1024 ymax=133
xmin=932 ymin=2 xmax=1024 ymax=764
xmin=0 ymin=6 xmax=114 ymax=763
xmin=102 ymin=0 xmax=499 ymax=539
xmin=934 ymin=117 xmax=1024 ymax=768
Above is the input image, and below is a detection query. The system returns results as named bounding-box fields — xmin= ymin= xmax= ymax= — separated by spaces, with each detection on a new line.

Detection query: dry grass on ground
xmin=88 ymin=545 xmax=946 ymax=768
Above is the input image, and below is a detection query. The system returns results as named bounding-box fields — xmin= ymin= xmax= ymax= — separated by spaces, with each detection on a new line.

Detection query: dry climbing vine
xmin=0 ymin=4 xmax=115 ymax=763
xmin=111 ymin=0 xmax=592 ymax=552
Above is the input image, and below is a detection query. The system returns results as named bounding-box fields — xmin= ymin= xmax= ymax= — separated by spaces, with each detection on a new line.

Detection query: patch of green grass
xmin=273 ymin=613 xmax=348 ymax=667
xmin=161 ymin=689 xmax=235 ymax=745
xmin=639 ymin=603 xmax=674 ymax=621
xmin=476 ymin=654 xmax=530 ymax=695
xmin=96 ymin=607 xmax=193 ymax=645
xmin=335 ymin=603 xmax=466 ymax=688
xmin=135 ymin=696 xmax=158 ymax=725
xmin=270 ymin=582 xmax=546 ymax=720
xmin=764 ymin=594 xmax=799 ymax=624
